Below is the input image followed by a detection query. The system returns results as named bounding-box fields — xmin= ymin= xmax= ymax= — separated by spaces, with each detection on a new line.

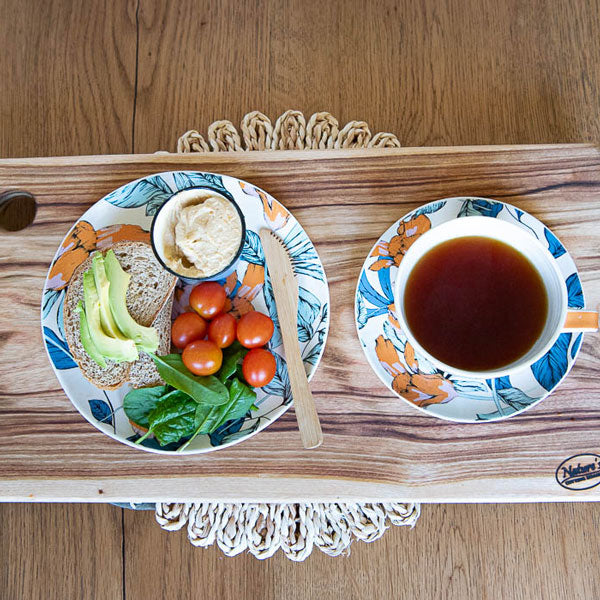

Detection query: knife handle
xmin=282 ymin=329 xmax=323 ymax=449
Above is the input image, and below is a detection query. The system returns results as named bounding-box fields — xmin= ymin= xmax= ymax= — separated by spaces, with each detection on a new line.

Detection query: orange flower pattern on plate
xmin=47 ymin=221 xmax=150 ymax=291
xmin=369 ymin=213 xmax=431 ymax=271
xmin=223 ymin=263 xmax=265 ymax=317
xmin=375 ymin=335 xmax=456 ymax=407
xmin=240 ymin=181 xmax=290 ymax=230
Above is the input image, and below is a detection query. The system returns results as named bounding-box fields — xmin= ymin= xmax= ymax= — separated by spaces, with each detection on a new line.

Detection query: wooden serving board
xmin=1 ymin=146 xmax=599 ymax=503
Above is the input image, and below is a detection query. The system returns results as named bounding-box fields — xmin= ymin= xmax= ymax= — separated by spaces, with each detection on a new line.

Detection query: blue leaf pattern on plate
xmin=358 ymin=270 xmax=393 ymax=309
xmin=211 ymin=418 xmax=262 ymax=446
xmin=458 ymin=199 xmax=502 ymax=218
xmin=284 ymin=224 xmax=324 ymax=281
xmin=490 ymin=375 xmax=511 ymax=391
xmin=44 ymin=326 xmax=77 ymax=370
xmin=448 ymin=376 xmax=490 ymax=398
xmin=497 ymin=387 xmax=538 ymax=410
xmin=88 ymin=399 xmax=113 ymax=426
xmin=505 ymin=206 xmax=539 ymax=238
xmin=127 ymin=433 xmax=186 ymax=452
xmin=531 ymin=333 xmax=571 ymax=391
xmin=477 ymin=387 xmax=538 ymax=420
xmin=302 ymin=327 xmax=327 ymax=366
xmin=412 ymin=200 xmax=446 ymax=216
xmin=243 ymin=224 xmax=325 ymax=282
xmin=56 ymin=293 xmax=67 ymax=342
xmin=377 ymin=266 xmax=393 ymax=303
xmin=382 ymin=319 xmax=407 ymax=353
xmin=356 ymin=293 xmax=368 ymax=329
xmin=262 ymin=275 xmax=282 ymax=348
xmin=209 ymin=417 xmax=246 ymax=446
xmin=42 ymin=289 xmax=62 ymax=320
xmin=262 ymin=352 xmax=291 ymax=402
xmin=104 ymin=176 xmax=173 ymax=215
xmin=571 ymin=333 xmax=583 ymax=359
xmin=263 ymin=274 xmax=321 ymax=347
xmin=544 ymin=228 xmax=566 ymax=259
xmin=566 ymin=273 xmax=584 ymax=308
xmin=172 ymin=172 xmax=234 ymax=202
xmin=297 ymin=286 xmax=321 ymax=342
xmin=241 ymin=229 xmax=264 ymax=265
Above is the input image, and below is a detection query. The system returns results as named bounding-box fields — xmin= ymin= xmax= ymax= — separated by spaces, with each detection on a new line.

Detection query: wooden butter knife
xmin=259 ymin=228 xmax=323 ymax=449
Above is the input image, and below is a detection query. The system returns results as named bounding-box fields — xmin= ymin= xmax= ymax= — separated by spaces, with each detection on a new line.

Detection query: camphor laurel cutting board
xmin=0 ymin=146 xmax=599 ymax=502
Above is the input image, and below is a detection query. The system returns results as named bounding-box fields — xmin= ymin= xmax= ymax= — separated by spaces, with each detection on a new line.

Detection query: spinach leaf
xmin=123 ymin=385 xmax=169 ymax=428
xmin=146 ymin=393 xmax=198 ymax=446
xmin=150 ymin=353 xmax=228 ymax=405
xmin=235 ymin=363 xmax=245 ymax=381
xmin=176 ymin=405 xmax=219 ymax=452
xmin=217 ymin=378 xmax=257 ymax=426
xmin=198 ymin=378 xmax=256 ymax=434
xmin=176 ymin=378 xmax=257 ymax=452
xmin=195 ymin=404 xmax=221 ymax=433
xmin=218 ymin=342 xmax=248 ymax=383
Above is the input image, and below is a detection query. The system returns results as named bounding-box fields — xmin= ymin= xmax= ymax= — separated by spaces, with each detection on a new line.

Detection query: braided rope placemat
xmin=153 ymin=110 xmax=419 ymax=560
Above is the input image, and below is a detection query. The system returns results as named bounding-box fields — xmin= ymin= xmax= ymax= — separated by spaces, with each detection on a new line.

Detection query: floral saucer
xmin=42 ymin=172 xmax=329 ymax=453
xmin=355 ymin=197 xmax=585 ymax=422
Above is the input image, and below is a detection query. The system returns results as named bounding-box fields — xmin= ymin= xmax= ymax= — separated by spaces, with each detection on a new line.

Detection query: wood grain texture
xmin=133 ymin=0 xmax=600 ymax=153
xmin=0 ymin=503 xmax=123 ymax=600
xmin=0 ymin=146 xmax=598 ymax=501
xmin=0 ymin=0 xmax=136 ymax=158
xmin=123 ymin=503 xmax=600 ymax=600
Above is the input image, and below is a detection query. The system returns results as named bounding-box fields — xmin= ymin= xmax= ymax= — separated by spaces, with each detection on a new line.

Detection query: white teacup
xmin=394 ymin=216 xmax=598 ymax=379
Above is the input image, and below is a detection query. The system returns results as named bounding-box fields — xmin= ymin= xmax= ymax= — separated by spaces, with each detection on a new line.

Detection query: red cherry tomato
xmin=189 ymin=282 xmax=227 ymax=319
xmin=182 ymin=339 xmax=223 ymax=376
xmin=171 ymin=312 xmax=208 ymax=349
xmin=236 ymin=311 xmax=274 ymax=348
xmin=242 ymin=348 xmax=276 ymax=387
xmin=208 ymin=312 xmax=237 ymax=348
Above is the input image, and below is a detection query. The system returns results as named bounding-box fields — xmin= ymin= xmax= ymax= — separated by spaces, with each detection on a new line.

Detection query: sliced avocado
xmin=82 ymin=270 xmax=139 ymax=362
xmin=76 ymin=300 xmax=107 ymax=368
xmin=103 ymin=250 xmax=159 ymax=353
xmin=91 ymin=253 xmax=127 ymax=339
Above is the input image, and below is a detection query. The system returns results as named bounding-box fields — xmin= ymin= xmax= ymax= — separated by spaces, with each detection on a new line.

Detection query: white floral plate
xmin=42 ymin=172 xmax=329 ymax=453
xmin=355 ymin=197 xmax=585 ymax=423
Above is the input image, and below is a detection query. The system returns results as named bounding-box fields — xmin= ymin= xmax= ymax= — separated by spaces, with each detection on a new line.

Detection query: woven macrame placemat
xmin=150 ymin=110 xmax=419 ymax=561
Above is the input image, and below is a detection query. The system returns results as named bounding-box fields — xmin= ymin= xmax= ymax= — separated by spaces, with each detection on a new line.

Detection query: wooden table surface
xmin=2 ymin=0 xmax=600 ymax=598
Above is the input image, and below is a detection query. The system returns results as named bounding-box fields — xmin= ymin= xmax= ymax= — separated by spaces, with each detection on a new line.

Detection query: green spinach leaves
xmin=124 ymin=345 xmax=254 ymax=449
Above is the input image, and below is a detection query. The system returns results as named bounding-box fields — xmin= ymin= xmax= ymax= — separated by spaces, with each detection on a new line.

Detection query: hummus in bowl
xmin=151 ymin=188 xmax=245 ymax=281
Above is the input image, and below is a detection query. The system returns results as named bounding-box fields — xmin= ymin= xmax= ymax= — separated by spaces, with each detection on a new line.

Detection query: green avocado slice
xmin=82 ymin=270 xmax=139 ymax=362
xmin=103 ymin=249 xmax=159 ymax=353
xmin=91 ymin=252 xmax=127 ymax=339
xmin=75 ymin=300 xmax=107 ymax=368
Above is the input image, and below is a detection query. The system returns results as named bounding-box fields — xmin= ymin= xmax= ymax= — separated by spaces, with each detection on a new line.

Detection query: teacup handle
xmin=563 ymin=310 xmax=599 ymax=332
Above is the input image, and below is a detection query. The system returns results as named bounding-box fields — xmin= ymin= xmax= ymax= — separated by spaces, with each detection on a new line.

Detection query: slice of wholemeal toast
xmin=63 ymin=241 xmax=176 ymax=390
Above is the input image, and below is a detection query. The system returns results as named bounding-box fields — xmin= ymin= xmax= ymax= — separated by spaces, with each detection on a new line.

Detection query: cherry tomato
xmin=182 ymin=339 xmax=223 ymax=376
xmin=208 ymin=312 xmax=237 ymax=348
xmin=171 ymin=312 xmax=208 ymax=349
xmin=236 ymin=311 xmax=274 ymax=348
xmin=242 ymin=348 xmax=276 ymax=387
xmin=189 ymin=282 xmax=227 ymax=319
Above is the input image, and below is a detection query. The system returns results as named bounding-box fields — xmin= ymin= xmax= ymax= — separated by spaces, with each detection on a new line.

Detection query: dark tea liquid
xmin=403 ymin=236 xmax=548 ymax=371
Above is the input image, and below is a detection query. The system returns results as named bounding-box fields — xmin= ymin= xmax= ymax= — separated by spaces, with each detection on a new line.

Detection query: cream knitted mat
xmin=152 ymin=110 xmax=419 ymax=561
